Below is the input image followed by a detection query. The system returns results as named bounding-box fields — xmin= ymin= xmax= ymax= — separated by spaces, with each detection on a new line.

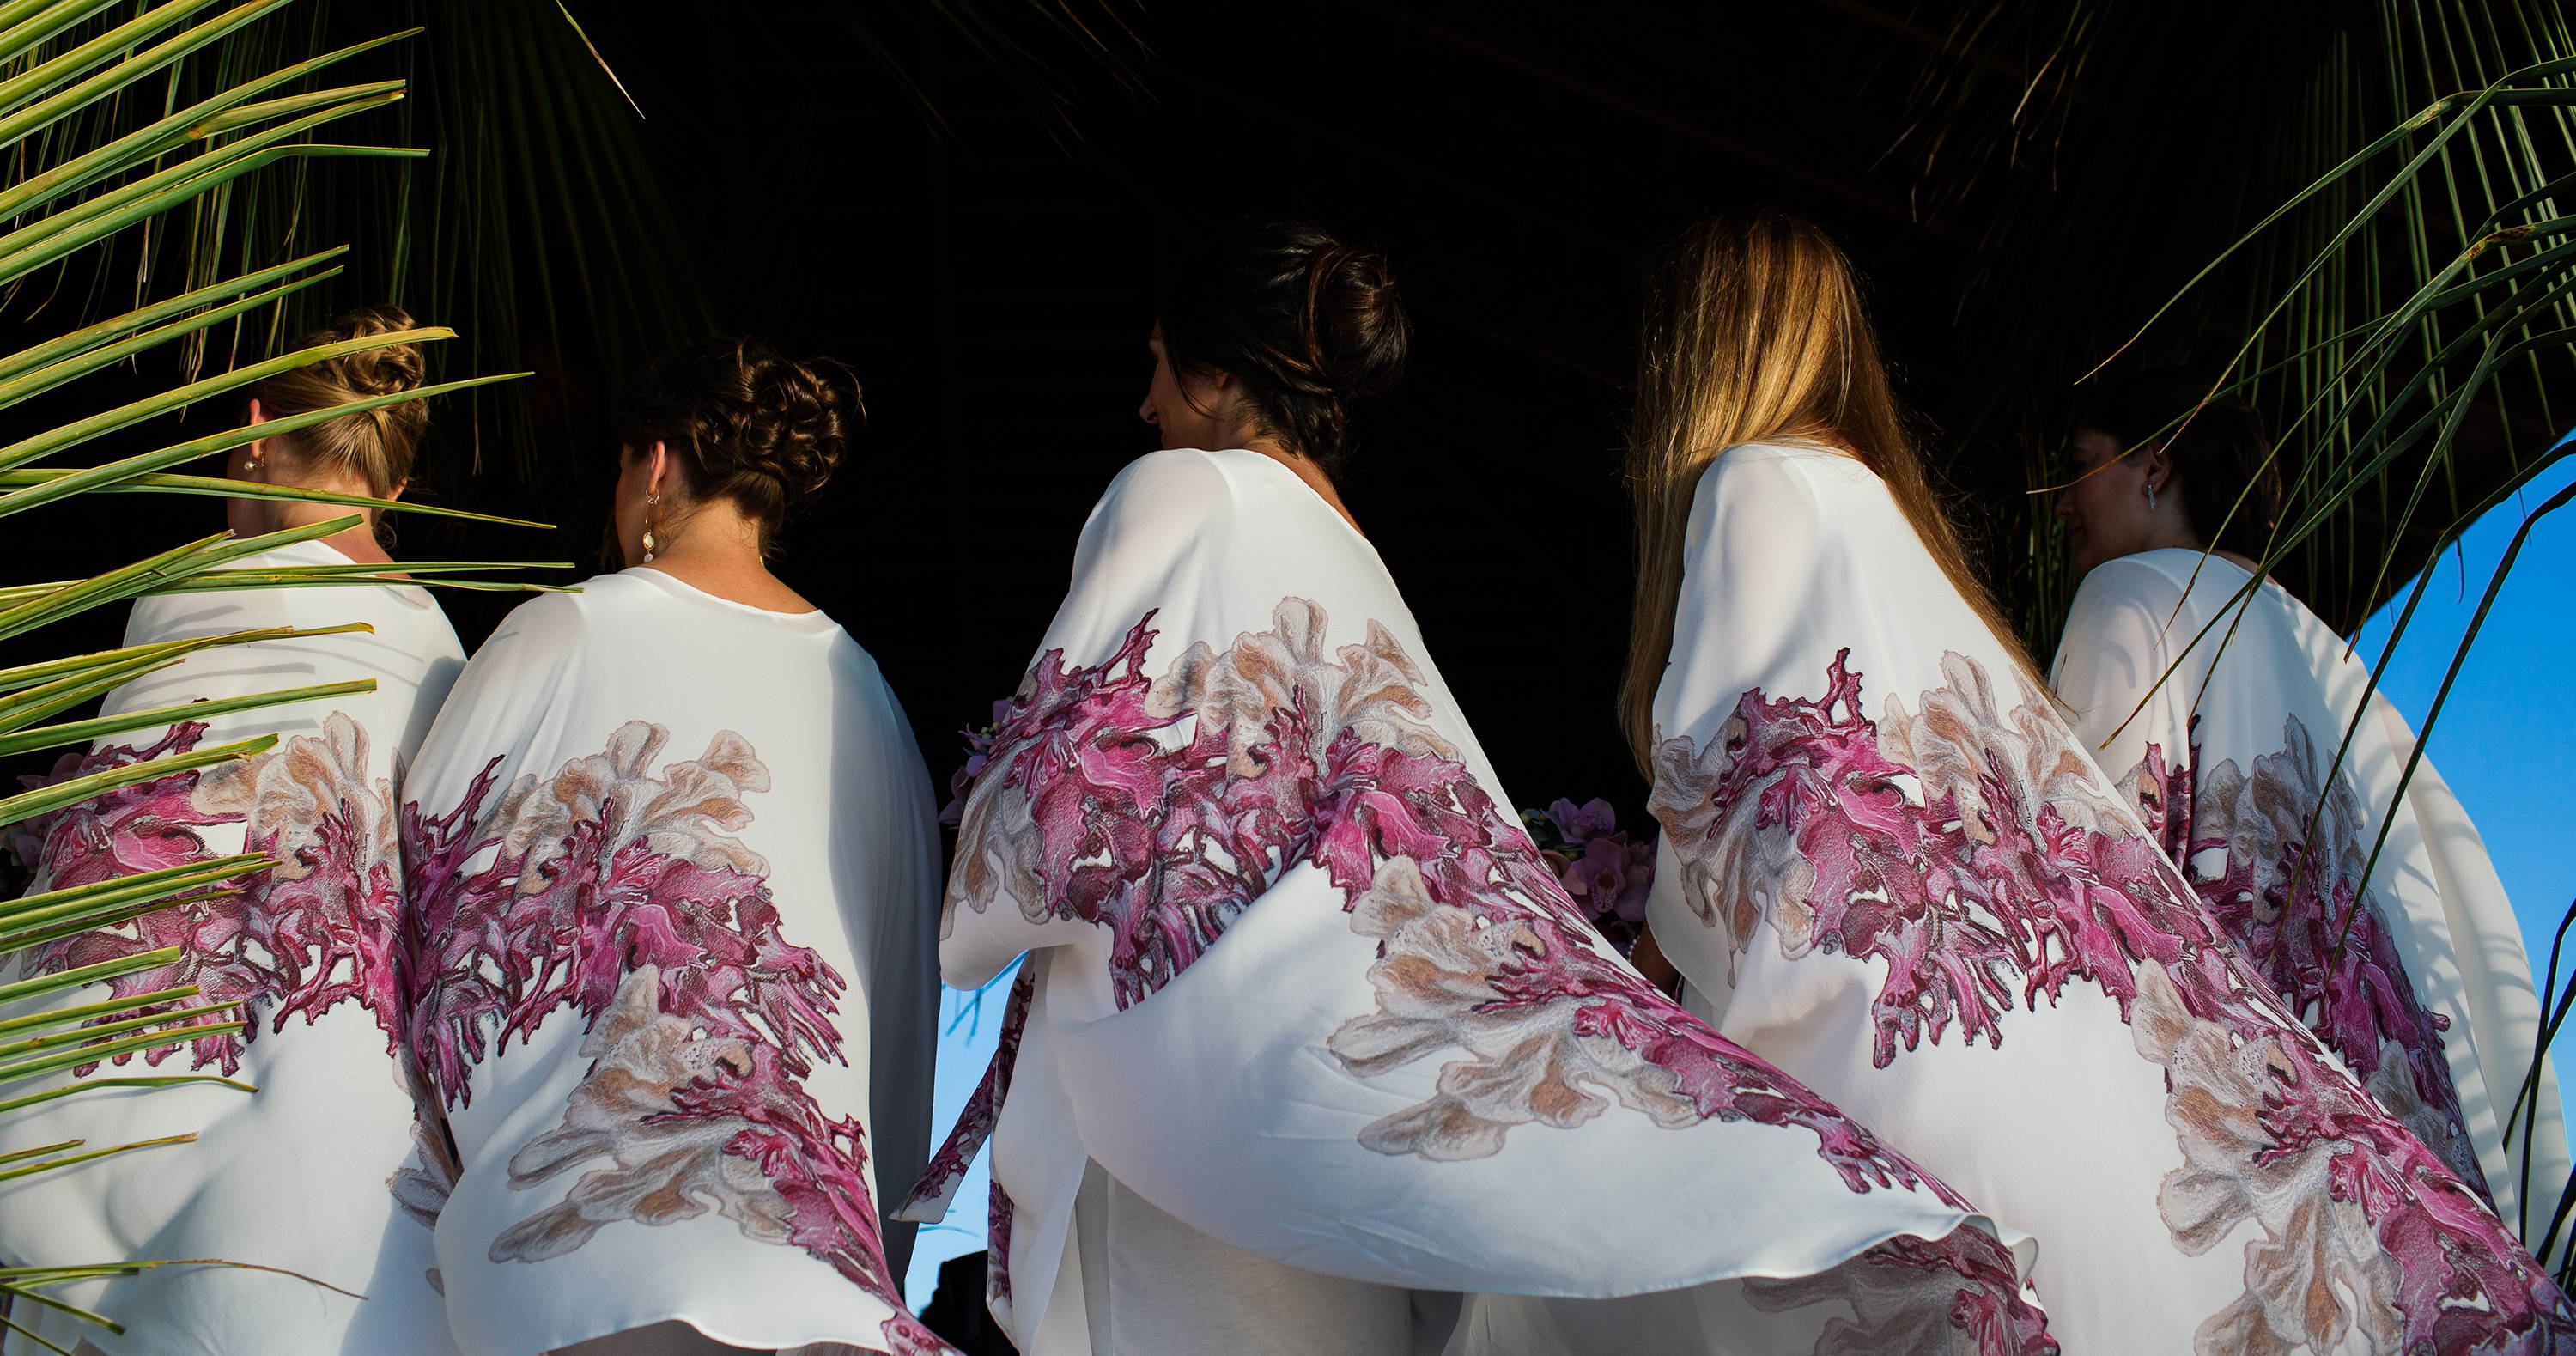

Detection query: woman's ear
xmin=241 ymin=397 xmax=271 ymax=477
xmin=647 ymin=441 xmax=671 ymax=496
xmin=382 ymin=477 xmax=408 ymax=503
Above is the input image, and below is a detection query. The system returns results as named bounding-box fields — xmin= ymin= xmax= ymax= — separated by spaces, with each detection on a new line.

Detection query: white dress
xmin=0 ymin=540 xmax=466 ymax=1356
xmin=393 ymin=568 xmax=943 ymax=1356
xmin=2051 ymin=546 xmax=2571 ymax=1247
xmin=1643 ymin=441 xmax=2576 ymax=1355
xmin=908 ymin=447 xmax=2057 ymax=1356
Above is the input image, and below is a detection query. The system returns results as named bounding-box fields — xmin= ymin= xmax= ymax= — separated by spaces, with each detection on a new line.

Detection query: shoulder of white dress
xmin=2059 ymin=569 xmax=2172 ymax=662
xmin=2081 ymin=552 xmax=2189 ymax=599
xmin=1101 ymin=447 xmax=1236 ymax=502
xmin=481 ymin=581 xmax=603 ymax=650
xmin=1692 ymin=441 xmax=1844 ymax=520
xmin=1084 ymin=447 xmax=1241 ymax=543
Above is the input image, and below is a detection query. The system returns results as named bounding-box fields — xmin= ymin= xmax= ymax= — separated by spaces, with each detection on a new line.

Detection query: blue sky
xmin=902 ymin=447 xmax=2576 ymax=1308
xmin=904 ymin=962 xmax=1016 ymax=1309
xmin=2352 ymin=444 xmax=2576 ymax=1146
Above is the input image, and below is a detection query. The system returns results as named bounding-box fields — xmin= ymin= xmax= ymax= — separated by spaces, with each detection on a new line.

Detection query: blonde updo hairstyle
xmin=614 ymin=336 xmax=858 ymax=547
xmin=247 ymin=303 xmax=427 ymax=496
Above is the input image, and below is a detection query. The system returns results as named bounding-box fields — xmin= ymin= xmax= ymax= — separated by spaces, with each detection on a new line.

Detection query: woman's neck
xmin=247 ymin=501 xmax=392 ymax=565
xmin=638 ymin=507 xmax=816 ymax=614
xmin=1236 ymin=436 xmax=1363 ymax=536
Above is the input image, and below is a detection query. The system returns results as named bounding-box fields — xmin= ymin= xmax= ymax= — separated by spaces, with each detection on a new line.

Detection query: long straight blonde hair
xmin=1620 ymin=211 xmax=2034 ymax=770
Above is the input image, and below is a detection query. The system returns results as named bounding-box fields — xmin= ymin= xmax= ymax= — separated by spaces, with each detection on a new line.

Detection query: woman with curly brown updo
xmin=393 ymin=338 xmax=945 ymax=1355
xmin=0 ymin=306 xmax=473 ymax=1356
xmin=905 ymin=217 xmax=2060 ymax=1355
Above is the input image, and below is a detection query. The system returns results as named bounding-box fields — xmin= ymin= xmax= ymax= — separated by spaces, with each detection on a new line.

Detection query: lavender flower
xmin=938 ymin=700 xmax=1012 ymax=828
xmin=1518 ymin=796 xmax=1654 ymax=950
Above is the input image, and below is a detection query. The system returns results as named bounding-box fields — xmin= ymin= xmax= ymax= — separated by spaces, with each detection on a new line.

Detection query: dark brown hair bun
xmin=1157 ymin=216 xmax=1410 ymax=467
xmin=248 ymin=303 xmax=428 ymax=495
xmin=615 ymin=336 xmax=858 ymax=538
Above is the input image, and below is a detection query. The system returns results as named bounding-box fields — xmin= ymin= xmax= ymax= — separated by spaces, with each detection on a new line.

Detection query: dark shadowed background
xmin=8 ymin=0 xmax=2458 ymax=819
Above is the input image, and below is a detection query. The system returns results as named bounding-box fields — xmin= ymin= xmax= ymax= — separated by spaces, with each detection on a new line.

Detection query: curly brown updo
xmin=248 ymin=304 xmax=427 ymax=496
xmin=1157 ymin=217 xmax=1410 ymax=468
xmin=614 ymin=336 xmax=858 ymax=539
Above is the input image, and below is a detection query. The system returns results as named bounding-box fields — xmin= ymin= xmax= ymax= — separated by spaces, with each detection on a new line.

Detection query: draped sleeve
xmin=940 ymin=450 xmax=1234 ymax=992
xmin=2050 ymin=546 xmax=2573 ymax=1252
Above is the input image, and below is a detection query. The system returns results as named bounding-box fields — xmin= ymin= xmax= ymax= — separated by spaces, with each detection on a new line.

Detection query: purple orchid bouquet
xmin=1518 ymin=797 xmax=1653 ymax=952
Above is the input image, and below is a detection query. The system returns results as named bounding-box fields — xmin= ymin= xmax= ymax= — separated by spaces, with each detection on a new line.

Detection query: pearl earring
xmin=641 ymin=491 xmax=661 ymax=563
xmin=2147 ymin=482 xmax=2157 ymax=511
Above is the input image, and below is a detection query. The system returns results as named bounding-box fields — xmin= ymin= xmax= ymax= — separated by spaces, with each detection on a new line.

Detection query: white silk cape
xmin=393 ymin=569 xmax=945 ymax=1356
xmin=912 ymin=447 xmax=2058 ymax=1356
xmin=0 ymin=541 xmax=465 ymax=1355
xmin=2051 ymin=546 xmax=2571 ymax=1249
xmin=1643 ymin=442 xmax=2576 ymax=1356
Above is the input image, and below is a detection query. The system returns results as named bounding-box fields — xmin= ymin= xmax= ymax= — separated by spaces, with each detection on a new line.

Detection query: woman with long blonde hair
xmin=1627 ymin=211 xmax=2572 ymax=1353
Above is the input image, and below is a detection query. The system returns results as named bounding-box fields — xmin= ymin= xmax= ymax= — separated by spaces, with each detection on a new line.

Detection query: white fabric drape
xmin=2051 ymin=546 xmax=2571 ymax=1249
xmin=909 ymin=447 xmax=2057 ymax=1356
xmin=394 ymin=568 xmax=943 ymax=1356
xmin=1643 ymin=442 xmax=2576 ymax=1354
xmin=0 ymin=541 xmax=465 ymax=1355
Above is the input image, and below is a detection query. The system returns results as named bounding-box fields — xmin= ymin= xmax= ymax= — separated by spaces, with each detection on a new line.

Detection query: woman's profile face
xmin=1139 ymin=325 xmax=1229 ymax=452
xmin=2056 ymin=426 xmax=2162 ymax=579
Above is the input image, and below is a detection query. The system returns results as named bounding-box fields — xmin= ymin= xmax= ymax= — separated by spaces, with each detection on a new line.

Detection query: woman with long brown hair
xmin=1627 ymin=211 xmax=2573 ymax=1353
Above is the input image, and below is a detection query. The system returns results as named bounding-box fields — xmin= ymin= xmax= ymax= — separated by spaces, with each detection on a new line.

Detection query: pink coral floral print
xmin=18 ymin=714 xmax=406 ymax=1075
xmin=1649 ymin=649 xmax=2575 ymax=1353
xmin=2123 ymin=715 xmax=2488 ymax=1195
xmin=945 ymin=599 xmax=2053 ymax=1354
xmin=400 ymin=721 xmax=945 ymax=1356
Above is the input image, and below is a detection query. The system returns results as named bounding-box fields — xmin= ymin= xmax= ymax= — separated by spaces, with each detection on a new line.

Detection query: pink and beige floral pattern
xmin=400 ymin=722 xmax=944 ymax=1356
xmin=18 ymin=714 xmax=405 ymax=1075
xmin=2127 ymin=714 xmax=2487 ymax=1194
xmin=1650 ymin=649 xmax=2574 ymax=1353
xmin=943 ymin=600 xmax=2054 ymax=1353
xmin=1745 ymin=1228 xmax=2057 ymax=1356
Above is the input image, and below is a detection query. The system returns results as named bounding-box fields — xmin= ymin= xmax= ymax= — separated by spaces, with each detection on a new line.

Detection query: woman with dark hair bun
xmin=0 ymin=307 xmax=469 ymax=1356
xmin=902 ymin=216 xmax=2058 ymax=1353
xmin=2052 ymin=370 xmax=2568 ymax=1252
xmin=393 ymin=337 xmax=949 ymax=1355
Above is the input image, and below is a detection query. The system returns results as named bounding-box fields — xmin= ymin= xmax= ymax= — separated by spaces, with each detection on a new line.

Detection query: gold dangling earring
xmin=641 ymin=491 xmax=661 ymax=563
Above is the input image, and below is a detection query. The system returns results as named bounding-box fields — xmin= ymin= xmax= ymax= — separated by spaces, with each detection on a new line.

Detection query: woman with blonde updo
xmin=228 ymin=301 xmax=433 ymax=561
xmin=394 ymin=337 xmax=945 ymax=1355
xmin=0 ymin=307 xmax=472 ymax=1355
